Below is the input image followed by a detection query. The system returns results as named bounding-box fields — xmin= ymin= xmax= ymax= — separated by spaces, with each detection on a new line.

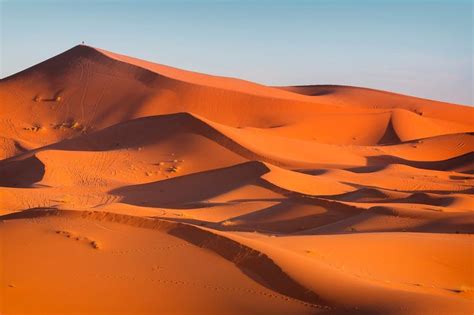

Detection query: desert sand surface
xmin=1 ymin=45 xmax=473 ymax=315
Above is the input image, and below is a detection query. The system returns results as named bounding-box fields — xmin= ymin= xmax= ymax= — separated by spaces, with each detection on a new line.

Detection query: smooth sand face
xmin=0 ymin=45 xmax=473 ymax=315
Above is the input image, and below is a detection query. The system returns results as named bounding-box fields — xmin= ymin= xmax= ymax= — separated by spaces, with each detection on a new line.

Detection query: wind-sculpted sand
xmin=1 ymin=45 xmax=473 ymax=314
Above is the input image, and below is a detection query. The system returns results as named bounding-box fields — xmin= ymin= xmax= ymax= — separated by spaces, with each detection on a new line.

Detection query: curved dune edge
xmin=0 ymin=208 xmax=331 ymax=310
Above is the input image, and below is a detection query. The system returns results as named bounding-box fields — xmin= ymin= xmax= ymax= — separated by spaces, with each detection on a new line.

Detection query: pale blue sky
xmin=1 ymin=0 xmax=472 ymax=104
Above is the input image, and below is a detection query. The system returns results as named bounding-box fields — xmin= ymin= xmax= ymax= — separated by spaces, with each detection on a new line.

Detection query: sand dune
xmin=1 ymin=45 xmax=473 ymax=315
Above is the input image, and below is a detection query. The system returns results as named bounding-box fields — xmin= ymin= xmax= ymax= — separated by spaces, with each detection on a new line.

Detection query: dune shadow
xmin=344 ymin=165 xmax=388 ymax=174
xmin=449 ymin=175 xmax=473 ymax=180
xmin=326 ymin=189 xmax=458 ymax=207
xmin=377 ymin=118 xmax=401 ymax=145
xmin=294 ymin=168 xmax=330 ymax=176
xmin=339 ymin=181 xmax=474 ymax=195
xmin=110 ymin=161 xmax=270 ymax=208
xmin=298 ymin=206 xmax=474 ymax=235
xmin=278 ymin=85 xmax=336 ymax=96
xmin=324 ymin=188 xmax=389 ymax=202
xmin=0 ymin=155 xmax=45 ymax=187
xmin=351 ymin=152 xmax=474 ymax=173
xmin=211 ymin=200 xmax=356 ymax=234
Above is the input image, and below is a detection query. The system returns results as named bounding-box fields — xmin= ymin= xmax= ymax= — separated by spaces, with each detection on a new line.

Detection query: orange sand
xmin=1 ymin=45 xmax=473 ymax=315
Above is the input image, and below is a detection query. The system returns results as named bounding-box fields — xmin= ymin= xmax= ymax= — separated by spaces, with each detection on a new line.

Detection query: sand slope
xmin=1 ymin=45 xmax=473 ymax=315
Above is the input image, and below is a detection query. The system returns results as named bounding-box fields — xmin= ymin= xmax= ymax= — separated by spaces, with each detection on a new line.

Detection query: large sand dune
xmin=1 ymin=45 xmax=473 ymax=314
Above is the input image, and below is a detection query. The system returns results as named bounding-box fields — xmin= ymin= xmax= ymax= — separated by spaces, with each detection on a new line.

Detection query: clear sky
xmin=1 ymin=0 xmax=472 ymax=105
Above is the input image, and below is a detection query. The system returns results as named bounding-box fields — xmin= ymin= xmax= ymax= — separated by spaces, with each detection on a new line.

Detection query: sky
xmin=1 ymin=0 xmax=472 ymax=105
